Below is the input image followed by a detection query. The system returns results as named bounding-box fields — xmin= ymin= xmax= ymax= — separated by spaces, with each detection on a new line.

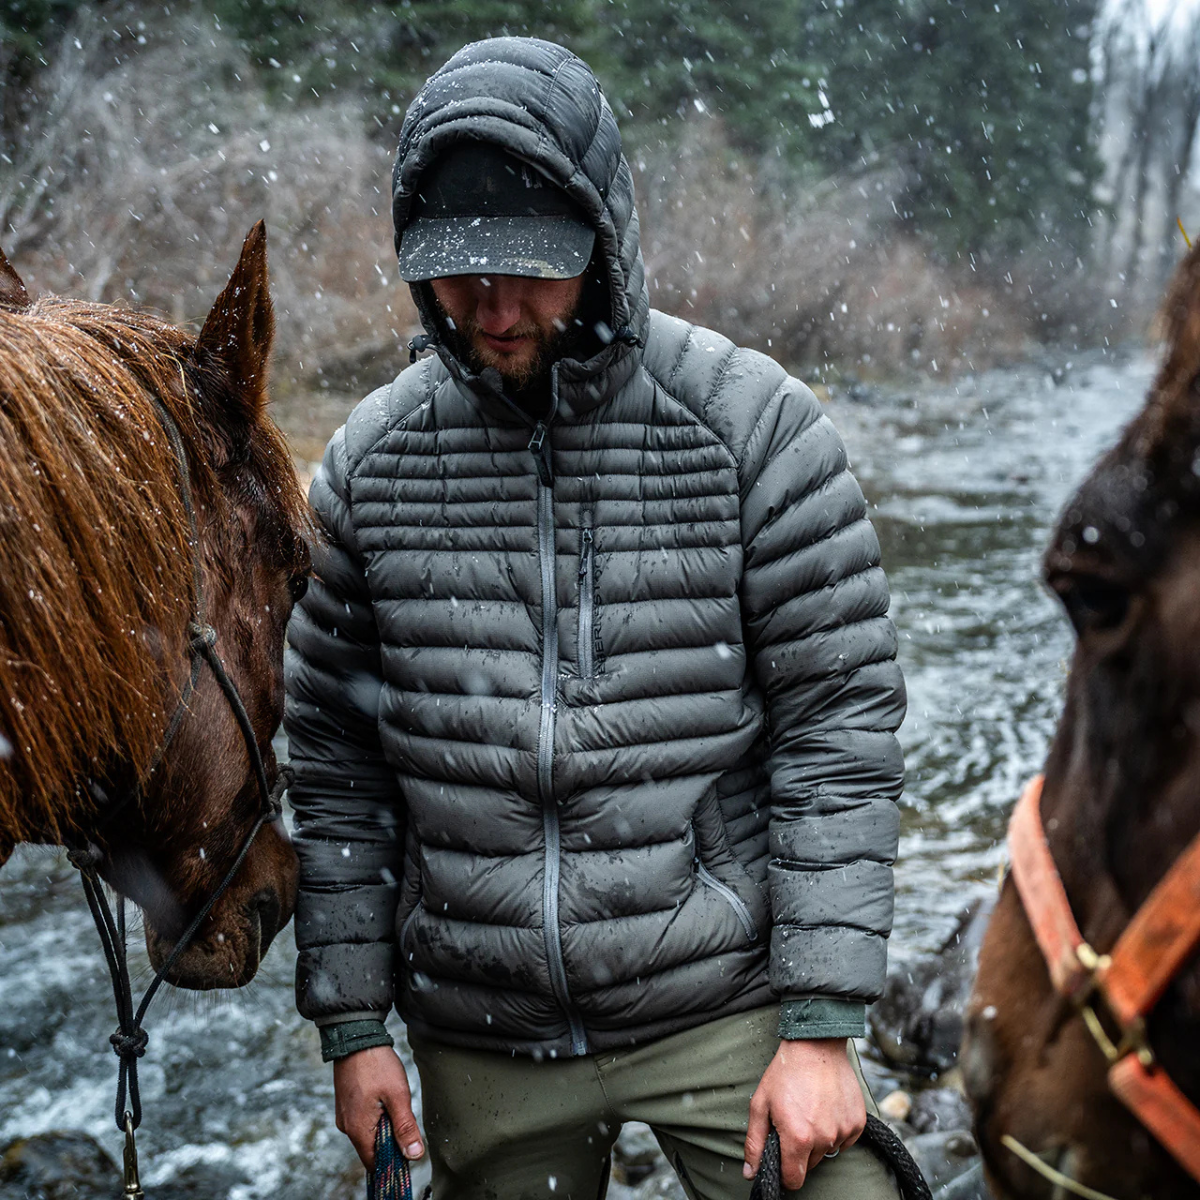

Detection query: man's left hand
xmin=743 ymin=1037 xmax=866 ymax=1190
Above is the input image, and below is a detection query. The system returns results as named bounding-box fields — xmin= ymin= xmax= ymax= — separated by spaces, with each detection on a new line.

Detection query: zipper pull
xmin=579 ymin=527 xmax=594 ymax=577
xmin=528 ymin=421 xmax=553 ymax=487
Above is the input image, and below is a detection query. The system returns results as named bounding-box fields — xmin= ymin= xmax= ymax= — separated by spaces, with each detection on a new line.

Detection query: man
xmin=286 ymin=35 xmax=906 ymax=1200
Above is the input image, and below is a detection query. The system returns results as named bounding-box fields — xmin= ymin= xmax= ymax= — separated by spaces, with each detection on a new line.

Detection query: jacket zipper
xmin=530 ymin=418 xmax=589 ymax=1057
xmin=695 ymin=859 xmax=758 ymax=942
xmin=578 ymin=515 xmax=595 ymax=679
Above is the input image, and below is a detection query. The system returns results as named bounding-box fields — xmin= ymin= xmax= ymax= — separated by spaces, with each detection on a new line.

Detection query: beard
xmin=435 ymin=299 xmax=587 ymax=410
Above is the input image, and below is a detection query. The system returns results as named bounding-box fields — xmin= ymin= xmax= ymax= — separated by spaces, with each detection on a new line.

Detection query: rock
xmin=909 ymin=1087 xmax=972 ymax=1135
xmin=878 ymin=1089 xmax=913 ymax=1123
xmin=870 ymin=896 xmax=995 ymax=1073
xmin=933 ymin=1160 xmax=994 ymax=1199
xmin=0 ymin=1131 xmax=120 ymax=1199
xmin=612 ymin=1122 xmax=662 ymax=1186
xmin=904 ymin=1129 xmax=980 ymax=1193
xmin=0 ymin=986 xmax=72 ymax=1052
xmin=153 ymin=1162 xmax=252 ymax=1198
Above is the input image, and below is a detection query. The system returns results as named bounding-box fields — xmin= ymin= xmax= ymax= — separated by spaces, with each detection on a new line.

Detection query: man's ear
xmin=0 ymin=245 xmax=31 ymax=311
xmin=195 ymin=221 xmax=274 ymax=423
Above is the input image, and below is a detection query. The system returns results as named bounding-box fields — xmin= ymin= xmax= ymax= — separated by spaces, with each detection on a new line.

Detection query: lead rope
xmin=749 ymin=1117 xmax=932 ymax=1200
xmin=369 ymin=1112 xmax=416 ymax=1200
xmin=67 ymin=768 xmax=290 ymax=1131
xmin=66 ymin=385 xmax=291 ymax=1196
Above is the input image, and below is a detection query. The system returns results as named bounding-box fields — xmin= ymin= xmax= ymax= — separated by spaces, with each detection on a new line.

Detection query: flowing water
xmin=0 ymin=350 xmax=1154 ymax=1198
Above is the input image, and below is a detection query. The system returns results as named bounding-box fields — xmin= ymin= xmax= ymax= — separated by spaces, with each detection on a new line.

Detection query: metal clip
xmin=1080 ymin=1003 xmax=1154 ymax=1069
xmin=123 ymin=1112 xmax=144 ymax=1199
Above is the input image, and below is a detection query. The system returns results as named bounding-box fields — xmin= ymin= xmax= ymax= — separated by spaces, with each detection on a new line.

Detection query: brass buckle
xmin=123 ymin=1112 xmax=144 ymax=1199
xmin=1074 ymin=942 xmax=1155 ymax=1069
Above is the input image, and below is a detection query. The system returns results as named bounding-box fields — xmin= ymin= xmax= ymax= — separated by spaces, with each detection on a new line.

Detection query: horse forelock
xmin=0 ymin=295 xmax=308 ymax=846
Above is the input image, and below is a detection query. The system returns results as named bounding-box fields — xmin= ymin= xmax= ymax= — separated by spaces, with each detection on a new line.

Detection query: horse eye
xmin=288 ymin=573 xmax=310 ymax=603
xmin=1056 ymin=574 xmax=1130 ymax=635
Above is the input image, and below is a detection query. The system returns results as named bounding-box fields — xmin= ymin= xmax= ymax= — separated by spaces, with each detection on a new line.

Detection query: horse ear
xmin=1156 ymin=238 xmax=1200 ymax=390
xmin=195 ymin=221 xmax=274 ymax=420
xmin=0 ymin=244 xmax=31 ymax=310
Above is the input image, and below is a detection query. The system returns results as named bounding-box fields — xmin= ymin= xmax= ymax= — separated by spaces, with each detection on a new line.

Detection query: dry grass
xmin=634 ymin=119 xmax=1106 ymax=382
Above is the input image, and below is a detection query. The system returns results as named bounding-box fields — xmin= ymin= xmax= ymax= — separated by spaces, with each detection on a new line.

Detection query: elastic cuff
xmin=319 ymin=1019 xmax=394 ymax=1063
xmin=778 ymin=997 xmax=866 ymax=1040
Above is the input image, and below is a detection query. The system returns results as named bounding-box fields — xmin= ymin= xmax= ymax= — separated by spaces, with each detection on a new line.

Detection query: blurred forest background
xmin=2 ymin=0 xmax=1198 ymax=414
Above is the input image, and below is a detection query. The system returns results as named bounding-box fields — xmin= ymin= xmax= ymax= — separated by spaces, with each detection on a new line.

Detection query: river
xmin=0 ymin=349 xmax=1153 ymax=1198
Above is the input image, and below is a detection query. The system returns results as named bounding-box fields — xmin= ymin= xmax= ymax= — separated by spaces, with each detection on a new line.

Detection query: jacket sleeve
xmin=738 ymin=377 xmax=906 ymax=1016
xmin=285 ymin=425 xmax=404 ymax=1027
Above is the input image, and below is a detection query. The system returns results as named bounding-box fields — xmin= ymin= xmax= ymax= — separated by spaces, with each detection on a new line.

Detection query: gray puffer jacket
xmin=286 ymin=36 xmax=906 ymax=1058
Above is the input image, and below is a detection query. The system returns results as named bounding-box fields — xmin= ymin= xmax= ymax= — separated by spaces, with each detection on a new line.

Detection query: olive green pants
xmin=409 ymin=1005 xmax=899 ymax=1200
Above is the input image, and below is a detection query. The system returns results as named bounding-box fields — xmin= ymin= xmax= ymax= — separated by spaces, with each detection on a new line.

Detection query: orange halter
xmin=1007 ymin=775 xmax=1200 ymax=1182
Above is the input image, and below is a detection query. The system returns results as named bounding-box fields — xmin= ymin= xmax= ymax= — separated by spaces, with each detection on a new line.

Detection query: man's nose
xmin=474 ymin=277 xmax=523 ymax=333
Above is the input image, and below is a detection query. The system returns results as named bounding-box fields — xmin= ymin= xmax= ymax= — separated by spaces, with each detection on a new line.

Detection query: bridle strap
xmin=1008 ymin=776 xmax=1093 ymax=999
xmin=70 ymin=762 xmax=289 ymax=1130
xmin=1007 ymin=773 xmax=1200 ymax=1184
xmin=67 ymin=382 xmax=288 ymax=1137
xmin=1104 ymin=825 xmax=1200 ymax=1028
xmin=1109 ymin=1056 xmax=1200 ymax=1180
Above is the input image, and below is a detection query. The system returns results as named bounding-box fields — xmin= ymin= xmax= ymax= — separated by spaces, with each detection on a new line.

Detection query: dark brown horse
xmin=963 ymin=241 xmax=1200 ymax=1197
xmin=0 ymin=224 xmax=311 ymax=989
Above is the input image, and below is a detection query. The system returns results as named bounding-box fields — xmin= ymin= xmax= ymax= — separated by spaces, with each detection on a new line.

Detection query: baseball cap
xmin=397 ymin=142 xmax=596 ymax=282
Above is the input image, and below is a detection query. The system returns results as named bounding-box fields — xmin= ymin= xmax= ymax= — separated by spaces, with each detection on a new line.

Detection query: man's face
xmin=430 ymin=273 xmax=585 ymax=390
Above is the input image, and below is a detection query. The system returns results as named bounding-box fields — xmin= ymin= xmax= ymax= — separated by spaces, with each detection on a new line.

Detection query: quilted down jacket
xmin=285 ymin=36 xmax=906 ymax=1058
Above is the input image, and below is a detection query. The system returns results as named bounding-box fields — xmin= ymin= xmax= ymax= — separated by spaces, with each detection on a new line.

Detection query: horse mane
xmin=0 ymin=293 xmax=306 ymax=844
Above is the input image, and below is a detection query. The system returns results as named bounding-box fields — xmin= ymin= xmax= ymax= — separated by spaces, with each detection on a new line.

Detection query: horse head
xmin=0 ymin=225 xmax=311 ymax=989
xmin=962 ymin=241 xmax=1200 ymax=1197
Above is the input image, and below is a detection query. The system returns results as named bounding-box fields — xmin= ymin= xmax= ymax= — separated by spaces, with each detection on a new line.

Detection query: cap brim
xmin=398 ymin=215 xmax=595 ymax=282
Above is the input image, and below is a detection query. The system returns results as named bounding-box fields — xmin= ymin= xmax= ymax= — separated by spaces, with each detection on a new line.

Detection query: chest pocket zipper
xmin=578 ymin=518 xmax=596 ymax=679
xmin=695 ymin=859 xmax=758 ymax=942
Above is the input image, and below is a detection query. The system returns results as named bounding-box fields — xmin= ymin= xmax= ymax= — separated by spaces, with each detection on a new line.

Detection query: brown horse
xmin=962 ymin=240 xmax=1200 ymax=1197
xmin=0 ymin=224 xmax=311 ymax=989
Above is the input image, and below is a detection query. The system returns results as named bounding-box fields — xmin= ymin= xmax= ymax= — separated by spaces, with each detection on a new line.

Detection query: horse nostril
xmin=246 ymin=886 xmax=283 ymax=947
xmin=961 ymin=1006 xmax=998 ymax=1106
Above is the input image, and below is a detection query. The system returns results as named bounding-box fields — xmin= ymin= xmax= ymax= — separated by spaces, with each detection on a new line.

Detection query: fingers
xmin=789 ymin=1113 xmax=866 ymax=1189
xmin=743 ymin=1094 xmax=769 ymax=1180
xmin=333 ymin=1046 xmax=424 ymax=1171
xmin=385 ymin=1093 xmax=425 ymax=1162
xmin=779 ymin=1124 xmax=814 ymax=1191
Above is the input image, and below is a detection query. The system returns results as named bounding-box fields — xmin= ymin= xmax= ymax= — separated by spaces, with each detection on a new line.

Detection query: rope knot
xmin=187 ymin=623 xmax=218 ymax=653
xmin=110 ymin=1028 xmax=149 ymax=1060
xmin=66 ymin=842 xmax=103 ymax=871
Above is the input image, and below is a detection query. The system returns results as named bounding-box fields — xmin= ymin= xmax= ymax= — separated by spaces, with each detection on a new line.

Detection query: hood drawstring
xmin=611 ymin=325 xmax=644 ymax=349
xmin=408 ymin=333 xmax=438 ymax=364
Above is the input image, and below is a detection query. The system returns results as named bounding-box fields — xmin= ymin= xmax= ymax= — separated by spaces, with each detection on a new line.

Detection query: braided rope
xmin=368 ymin=1112 xmax=414 ymax=1200
xmin=750 ymin=1116 xmax=932 ymax=1200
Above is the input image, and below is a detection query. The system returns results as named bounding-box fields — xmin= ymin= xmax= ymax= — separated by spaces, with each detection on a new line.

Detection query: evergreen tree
xmin=585 ymin=0 xmax=822 ymax=148
xmin=796 ymin=0 xmax=1100 ymax=254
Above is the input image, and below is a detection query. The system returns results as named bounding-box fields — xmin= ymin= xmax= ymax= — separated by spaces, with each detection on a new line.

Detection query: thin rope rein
xmin=68 ymin=389 xmax=288 ymax=1134
xmin=1002 ymin=1134 xmax=1123 ymax=1200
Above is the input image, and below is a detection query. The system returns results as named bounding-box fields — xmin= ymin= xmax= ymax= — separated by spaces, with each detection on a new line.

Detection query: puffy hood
xmin=392 ymin=38 xmax=649 ymax=405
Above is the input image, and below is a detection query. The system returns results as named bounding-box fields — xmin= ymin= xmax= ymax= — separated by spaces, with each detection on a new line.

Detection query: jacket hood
xmin=392 ymin=37 xmax=649 ymax=417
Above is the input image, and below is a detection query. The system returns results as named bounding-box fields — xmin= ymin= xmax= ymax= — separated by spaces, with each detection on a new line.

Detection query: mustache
xmin=463 ymin=319 xmax=541 ymax=341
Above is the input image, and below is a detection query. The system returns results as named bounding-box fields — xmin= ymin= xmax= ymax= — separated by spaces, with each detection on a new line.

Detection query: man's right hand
xmin=333 ymin=1045 xmax=425 ymax=1171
